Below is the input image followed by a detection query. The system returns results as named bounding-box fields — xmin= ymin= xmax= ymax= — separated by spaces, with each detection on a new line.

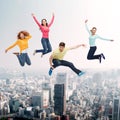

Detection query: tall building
xmin=42 ymin=90 xmax=50 ymax=109
xmin=6 ymin=78 xmax=10 ymax=84
xmin=42 ymin=82 xmax=52 ymax=104
xmin=9 ymin=98 xmax=20 ymax=113
xmin=31 ymin=90 xmax=50 ymax=109
xmin=54 ymin=84 xmax=66 ymax=116
xmin=112 ymin=97 xmax=120 ymax=120
xmin=31 ymin=94 xmax=42 ymax=107
xmin=56 ymin=73 xmax=69 ymax=100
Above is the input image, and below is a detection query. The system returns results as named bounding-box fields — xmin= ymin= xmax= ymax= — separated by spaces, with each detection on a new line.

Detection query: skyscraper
xmin=112 ymin=97 xmax=120 ymax=120
xmin=54 ymin=84 xmax=66 ymax=116
xmin=42 ymin=90 xmax=50 ymax=109
xmin=56 ymin=73 xmax=69 ymax=100
xmin=31 ymin=94 xmax=42 ymax=107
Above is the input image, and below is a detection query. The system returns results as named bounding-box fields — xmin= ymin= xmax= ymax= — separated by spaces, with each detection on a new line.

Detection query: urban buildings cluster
xmin=0 ymin=68 xmax=120 ymax=120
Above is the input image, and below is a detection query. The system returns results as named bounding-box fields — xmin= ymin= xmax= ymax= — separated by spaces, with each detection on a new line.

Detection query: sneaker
xmin=99 ymin=56 xmax=102 ymax=63
xmin=33 ymin=50 xmax=36 ymax=55
xmin=101 ymin=53 xmax=105 ymax=59
xmin=78 ymin=71 xmax=85 ymax=76
xmin=49 ymin=68 xmax=53 ymax=76
xmin=13 ymin=52 xmax=19 ymax=56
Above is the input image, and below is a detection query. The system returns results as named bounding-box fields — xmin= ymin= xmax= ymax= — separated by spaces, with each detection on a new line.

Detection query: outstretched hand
xmin=51 ymin=66 xmax=54 ymax=70
xmin=5 ymin=49 xmax=8 ymax=53
xmin=85 ymin=19 xmax=88 ymax=23
xmin=81 ymin=44 xmax=87 ymax=47
xmin=31 ymin=13 xmax=35 ymax=16
xmin=110 ymin=40 xmax=114 ymax=42
xmin=52 ymin=12 xmax=54 ymax=16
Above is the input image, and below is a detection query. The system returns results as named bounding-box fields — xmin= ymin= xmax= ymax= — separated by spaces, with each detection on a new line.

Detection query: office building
xmin=112 ymin=97 xmax=120 ymax=120
xmin=31 ymin=94 xmax=42 ymax=107
xmin=54 ymin=84 xmax=66 ymax=116
xmin=56 ymin=73 xmax=69 ymax=100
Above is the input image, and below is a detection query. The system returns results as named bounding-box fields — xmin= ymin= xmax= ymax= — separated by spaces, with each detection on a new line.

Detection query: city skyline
xmin=0 ymin=67 xmax=120 ymax=119
xmin=1 ymin=0 xmax=120 ymax=73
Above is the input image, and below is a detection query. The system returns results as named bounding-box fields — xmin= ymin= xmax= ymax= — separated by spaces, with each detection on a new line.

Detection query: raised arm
xmin=25 ymin=35 xmax=32 ymax=39
xmin=48 ymin=13 xmax=55 ymax=27
xmin=22 ymin=31 xmax=32 ymax=39
xmin=31 ymin=13 xmax=42 ymax=28
xmin=69 ymin=44 xmax=86 ymax=50
xmin=85 ymin=20 xmax=91 ymax=35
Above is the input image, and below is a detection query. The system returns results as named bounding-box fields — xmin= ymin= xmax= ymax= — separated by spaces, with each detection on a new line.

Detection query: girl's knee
xmin=48 ymin=48 xmax=52 ymax=53
xmin=69 ymin=62 xmax=73 ymax=66
xmin=87 ymin=56 xmax=91 ymax=60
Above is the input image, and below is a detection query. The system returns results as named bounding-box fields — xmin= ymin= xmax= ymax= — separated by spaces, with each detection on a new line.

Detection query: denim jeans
xmin=17 ymin=53 xmax=31 ymax=66
xmin=36 ymin=38 xmax=52 ymax=55
xmin=87 ymin=46 xmax=101 ymax=60
xmin=52 ymin=59 xmax=81 ymax=75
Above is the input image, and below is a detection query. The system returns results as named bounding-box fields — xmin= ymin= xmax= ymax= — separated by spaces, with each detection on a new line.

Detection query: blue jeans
xmin=87 ymin=46 xmax=101 ymax=60
xmin=17 ymin=53 xmax=31 ymax=66
xmin=52 ymin=59 xmax=81 ymax=75
xmin=36 ymin=38 xmax=52 ymax=55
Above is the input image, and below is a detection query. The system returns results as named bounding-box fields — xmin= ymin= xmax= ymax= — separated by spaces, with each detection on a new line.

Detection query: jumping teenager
xmin=49 ymin=42 xmax=86 ymax=76
xmin=32 ymin=13 xmax=54 ymax=57
xmin=5 ymin=31 xmax=32 ymax=67
xmin=85 ymin=19 xmax=114 ymax=63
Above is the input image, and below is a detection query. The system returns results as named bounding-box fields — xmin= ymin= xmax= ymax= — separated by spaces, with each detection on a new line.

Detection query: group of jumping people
xmin=5 ymin=13 xmax=114 ymax=76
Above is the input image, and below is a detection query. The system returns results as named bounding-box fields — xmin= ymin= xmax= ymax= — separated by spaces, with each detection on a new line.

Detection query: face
xmin=20 ymin=33 xmax=25 ymax=39
xmin=59 ymin=46 xmax=65 ymax=52
xmin=42 ymin=19 xmax=47 ymax=26
xmin=91 ymin=28 xmax=97 ymax=34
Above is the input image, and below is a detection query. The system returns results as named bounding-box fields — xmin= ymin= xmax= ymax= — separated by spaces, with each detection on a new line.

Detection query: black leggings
xmin=87 ymin=46 xmax=101 ymax=60
xmin=52 ymin=59 xmax=81 ymax=75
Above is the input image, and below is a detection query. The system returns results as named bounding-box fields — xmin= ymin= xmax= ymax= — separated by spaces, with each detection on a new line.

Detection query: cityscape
xmin=0 ymin=68 xmax=120 ymax=120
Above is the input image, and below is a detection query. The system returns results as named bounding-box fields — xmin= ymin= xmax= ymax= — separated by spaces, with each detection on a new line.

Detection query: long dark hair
xmin=41 ymin=19 xmax=48 ymax=26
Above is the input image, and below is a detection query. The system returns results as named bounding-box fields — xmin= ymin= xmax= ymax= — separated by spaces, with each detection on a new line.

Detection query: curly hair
xmin=17 ymin=31 xmax=30 ymax=39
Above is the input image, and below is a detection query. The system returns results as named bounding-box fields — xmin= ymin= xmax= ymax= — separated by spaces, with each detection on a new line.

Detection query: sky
xmin=0 ymin=0 xmax=120 ymax=73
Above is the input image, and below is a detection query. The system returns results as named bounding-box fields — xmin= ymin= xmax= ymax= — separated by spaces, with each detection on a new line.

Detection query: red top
xmin=32 ymin=15 xmax=54 ymax=38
